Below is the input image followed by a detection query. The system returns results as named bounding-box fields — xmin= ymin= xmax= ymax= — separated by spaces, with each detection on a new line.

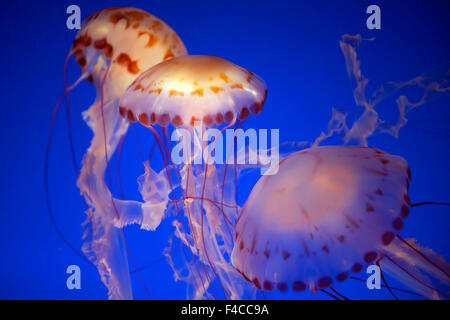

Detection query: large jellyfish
xmin=46 ymin=7 xmax=187 ymax=299
xmin=118 ymin=55 xmax=269 ymax=299
xmin=231 ymin=32 xmax=450 ymax=300
xmin=232 ymin=145 xmax=450 ymax=299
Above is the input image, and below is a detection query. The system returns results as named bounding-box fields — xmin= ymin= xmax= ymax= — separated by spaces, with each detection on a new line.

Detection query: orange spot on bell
xmin=190 ymin=116 xmax=200 ymax=127
xmin=151 ymin=20 xmax=162 ymax=30
xmin=246 ymin=71 xmax=254 ymax=83
xmin=110 ymin=12 xmax=130 ymax=28
xmin=125 ymin=10 xmax=149 ymax=21
xmin=149 ymin=88 xmax=162 ymax=95
xmin=250 ymin=102 xmax=262 ymax=114
xmin=191 ymin=88 xmax=204 ymax=96
xmin=117 ymin=53 xmax=131 ymax=66
xmin=119 ymin=106 xmax=127 ymax=117
xmin=171 ymin=115 xmax=183 ymax=127
xmin=219 ymin=73 xmax=231 ymax=83
xmin=128 ymin=61 xmax=140 ymax=74
xmin=230 ymin=83 xmax=243 ymax=89
xmin=203 ymin=114 xmax=214 ymax=126
xmin=150 ymin=113 xmax=157 ymax=124
xmin=163 ymin=49 xmax=174 ymax=60
xmin=169 ymin=90 xmax=184 ymax=96
xmin=127 ymin=110 xmax=136 ymax=122
xmin=80 ymin=33 xmax=91 ymax=47
xmin=215 ymin=113 xmax=224 ymax=125
xmin=138 ymin=114 xmax=149 ymax=126
xmin=76 ymin=57 xmax=87 ymax=67
xmin=158 ymin=113 xmax=170 ymax=126
xmin=104 ymin=44 xmax=113 ymax=58
xmin=138 ymin=31 xmax=158 ymax=47
xmin=224 ymin=111 xmax=234 ymax=123
xmin=73 ymin=49 xmax=83 ymax=57
xmin=72 ymin=37 xmax=82 ymax=49
xmin=239 ymin=107 xmax=250 ymax=120
xmin=210 ymin=86 xmax=224 ymax=94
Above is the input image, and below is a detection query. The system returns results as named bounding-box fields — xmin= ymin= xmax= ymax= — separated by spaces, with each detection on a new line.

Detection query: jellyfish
xmin=118 ymin=55 xmax=268 ymax=299
xmin=45 ymin=7 xmax=187 ymax=299
xmin=314 ymin=34 xmax=450 ymax=147
xmin=232 ymin=145 xmax=450 ymax=299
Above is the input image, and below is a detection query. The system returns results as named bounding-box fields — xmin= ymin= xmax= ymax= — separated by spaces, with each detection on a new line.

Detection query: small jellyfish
xmin=232 ymin=145 xmax=449 ymax=299
xmin=118 ymin=55 xmax=267 ymax=299
xmin=46 ymin=7 xmax=187 ymax=299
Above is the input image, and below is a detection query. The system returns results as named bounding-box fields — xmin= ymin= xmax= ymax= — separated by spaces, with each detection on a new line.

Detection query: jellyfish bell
xmin=118 ymin=55 xmax=268 ymax=299
xmin=72 ymin=6 xmax=187 ymax=95
xmin=232 ymin=145 xmax=450 ymax=299
xmin=47 ymin=6 xmax=187 ymax=300
xmin=119 ymin=55 xmax=267 ymax=128
xmin=233 ymin=146 xmax=408 ymax=291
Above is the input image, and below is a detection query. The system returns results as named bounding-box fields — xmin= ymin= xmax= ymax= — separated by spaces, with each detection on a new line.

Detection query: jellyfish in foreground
xmin=232 ymin=145 xmax=450 ymax=299
xmin=118 ymin=55 xmax=269 ymax=299
xmin=46 ymin=7 xmax=187 ymax=299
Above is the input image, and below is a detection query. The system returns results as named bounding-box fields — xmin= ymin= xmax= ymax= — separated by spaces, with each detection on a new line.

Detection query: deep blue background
xmin=0 ymin=0 xmax=449 ymax=299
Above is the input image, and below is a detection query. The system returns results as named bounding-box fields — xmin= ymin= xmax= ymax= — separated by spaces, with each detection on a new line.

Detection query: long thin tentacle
xmin=384 ymin=253 xmax=449 ymax=299
xmin=45 ymin=54 xmax=90 ymax=266
xmin=376 ymin=257 xmax=398 ymax=300
xmin=396 ymin=234 xmax=450 ymax=278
